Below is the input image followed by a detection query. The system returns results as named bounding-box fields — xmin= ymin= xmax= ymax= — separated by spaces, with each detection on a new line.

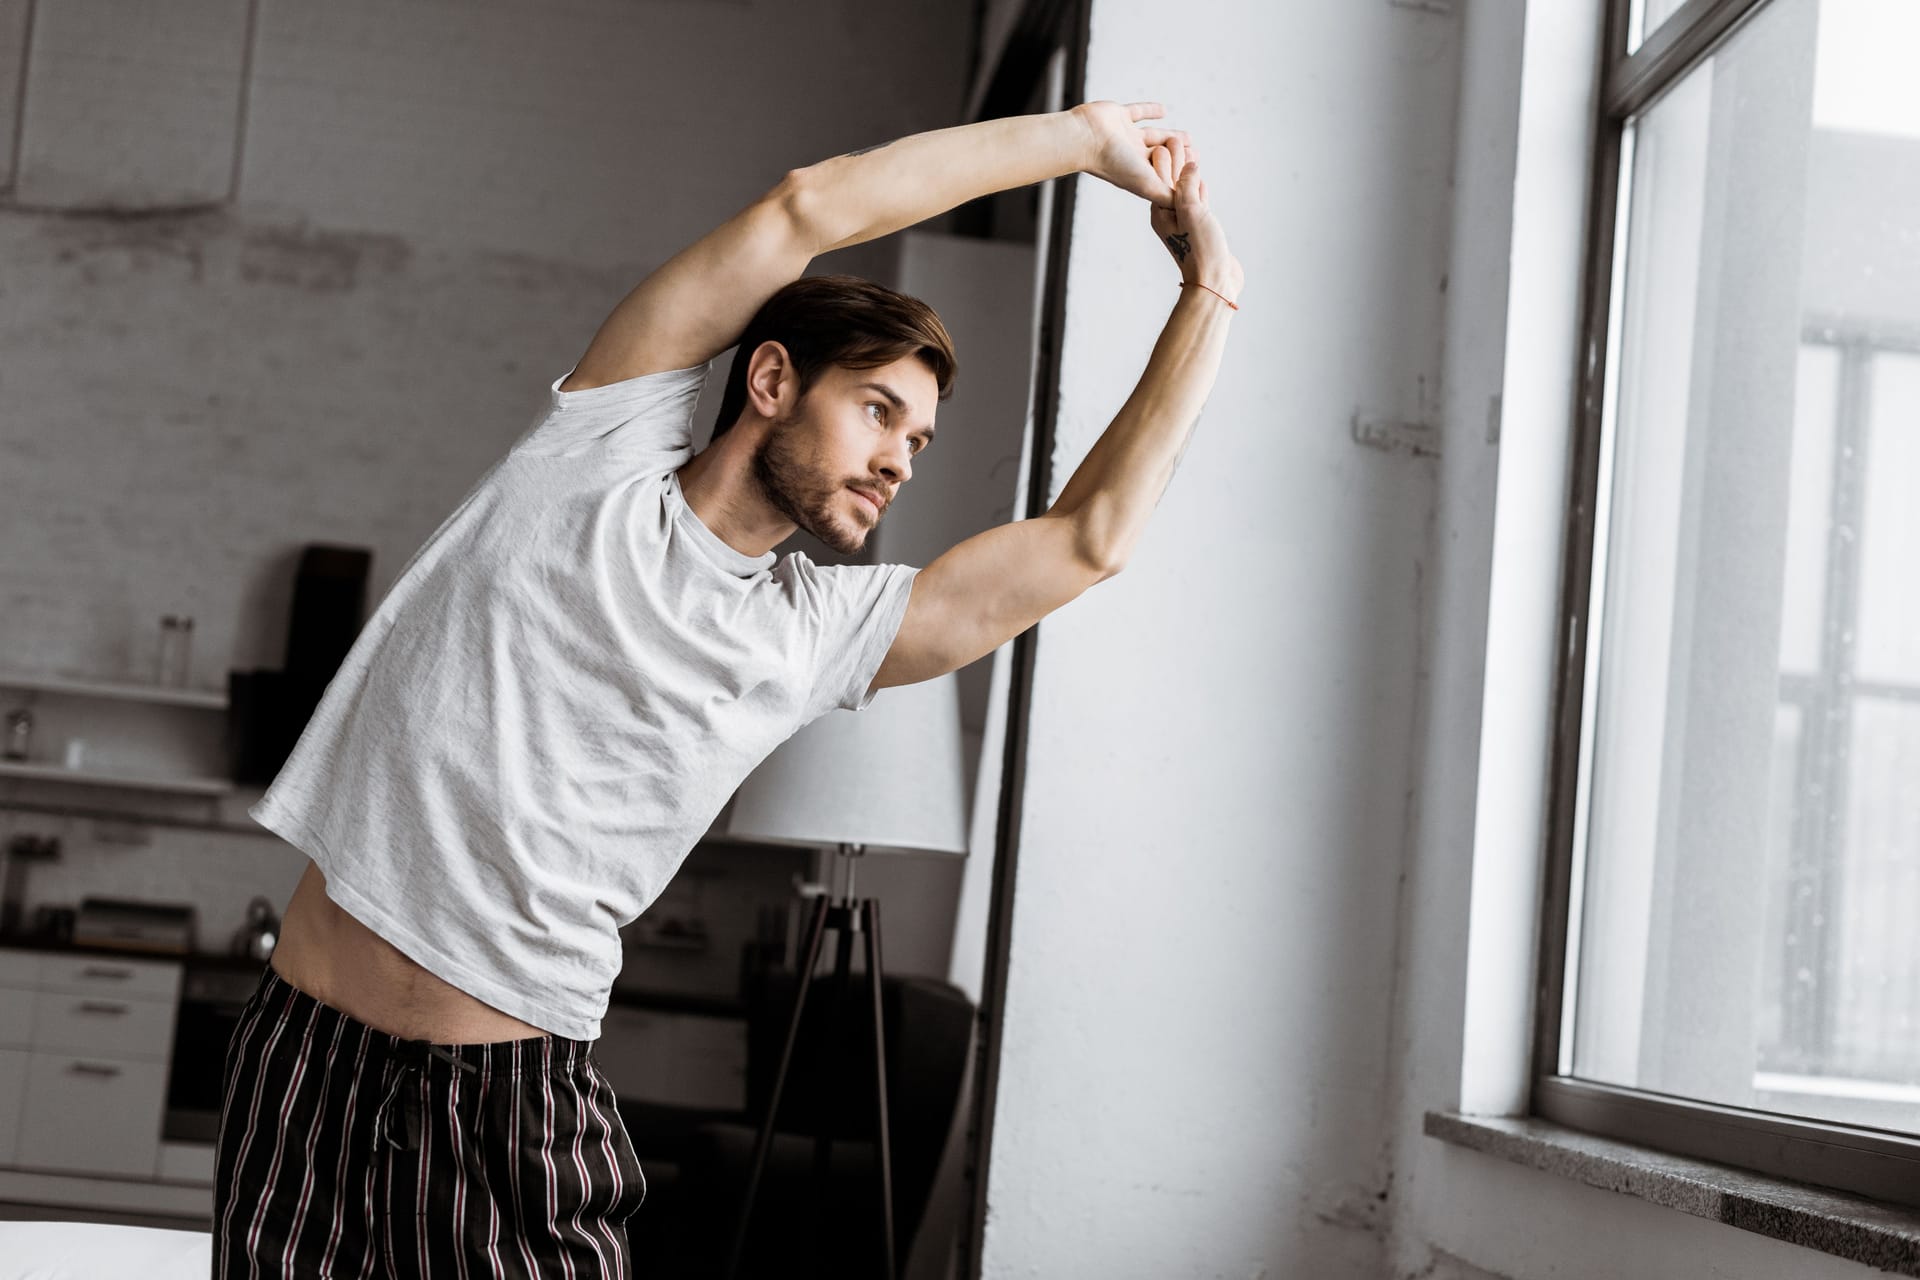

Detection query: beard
xmin=750 ymin=410 xmax=880 ymax=556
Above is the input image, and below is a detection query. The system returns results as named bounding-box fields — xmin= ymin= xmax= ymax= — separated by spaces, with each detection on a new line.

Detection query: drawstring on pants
xmin=373 ymin=1040 xmax=477 ymax=1154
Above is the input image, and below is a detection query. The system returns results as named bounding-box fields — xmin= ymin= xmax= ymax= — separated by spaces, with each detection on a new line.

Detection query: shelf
xmin=0 ymin=670 xmax=227 ymax=711
xmin=0 ymin=793 xmax=270 ymax=836
xmin=0 ymin=761 xmax=233 ymax=797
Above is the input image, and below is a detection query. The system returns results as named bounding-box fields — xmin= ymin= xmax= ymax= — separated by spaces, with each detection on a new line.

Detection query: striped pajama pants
xmin=213 ymin=965 xmax=647 ymax=1278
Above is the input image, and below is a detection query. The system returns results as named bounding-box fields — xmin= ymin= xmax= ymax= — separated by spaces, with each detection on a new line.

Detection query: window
xmin=1536 ymin=0 xmax=1920 ymax=1204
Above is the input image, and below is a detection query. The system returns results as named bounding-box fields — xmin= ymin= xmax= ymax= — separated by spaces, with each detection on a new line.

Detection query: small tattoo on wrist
xmin=1164 ymin=232 xmax=1191 ymax=262
xmin=841 ymin=138 xmax=897 ymax=159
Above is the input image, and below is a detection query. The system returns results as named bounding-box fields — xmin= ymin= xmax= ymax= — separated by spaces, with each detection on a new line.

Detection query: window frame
xmin=1531 ymin=0 xmax=1920 ymax=1209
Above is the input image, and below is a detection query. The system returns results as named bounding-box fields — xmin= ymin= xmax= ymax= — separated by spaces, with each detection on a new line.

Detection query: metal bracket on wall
xmin=1351 ymin=414 xmax=1442 ymax=459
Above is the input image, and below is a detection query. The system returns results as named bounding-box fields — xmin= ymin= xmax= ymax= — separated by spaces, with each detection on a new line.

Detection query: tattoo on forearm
xmin=1159 ymin=428 xmax=1200 ymax=504
xmin=1164 ymin=231 xmax=1191 ymax=262
xmin=841 ymin=138 xmax=897 ymax=159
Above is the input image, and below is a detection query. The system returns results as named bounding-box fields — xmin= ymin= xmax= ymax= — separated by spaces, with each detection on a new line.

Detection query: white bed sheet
xmin=0 ymin=1222 xmax=211 ymax=1279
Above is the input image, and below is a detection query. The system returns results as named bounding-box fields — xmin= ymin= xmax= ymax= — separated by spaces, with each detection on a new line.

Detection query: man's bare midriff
xmin=270 ymin=859 xmax=551 ymax=1044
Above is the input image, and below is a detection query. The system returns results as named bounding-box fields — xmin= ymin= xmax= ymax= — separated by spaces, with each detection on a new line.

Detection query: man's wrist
xmin=1064 ymin=104 xmax=1098 ymax=174
xmin=1183 ymin=274 xmax=1243 ymax=305
xmin=1179 ymin=282 xmax=1240 ymax=312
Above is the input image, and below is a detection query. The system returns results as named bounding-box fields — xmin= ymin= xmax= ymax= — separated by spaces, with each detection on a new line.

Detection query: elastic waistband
xmin=251 ymin=963 xmax=592 ymax=1077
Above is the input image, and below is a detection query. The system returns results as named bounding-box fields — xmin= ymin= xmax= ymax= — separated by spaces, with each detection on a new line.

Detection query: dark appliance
xmin=164 ymin=960 xmax=266 ymax=1143
xmin=72 ymin=897 xmax=195 ymax=954
xmin=228 ymin=542 xmax=373 ymax=784
xmin=283 ymin=544 xmax=372 ymax=678
xmin=0 ymin=834 xmax=61 ymax=937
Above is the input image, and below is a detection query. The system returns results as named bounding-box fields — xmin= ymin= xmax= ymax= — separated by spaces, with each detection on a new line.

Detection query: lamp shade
xmin=720 ymin=671 xmax=969 ymax=856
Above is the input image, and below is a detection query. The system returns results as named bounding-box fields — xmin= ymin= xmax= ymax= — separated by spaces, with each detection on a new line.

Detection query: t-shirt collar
xmin=663 ymin=470 xmax=777 ymax=577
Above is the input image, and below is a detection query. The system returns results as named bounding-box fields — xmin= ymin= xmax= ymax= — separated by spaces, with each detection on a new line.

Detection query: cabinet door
xmin=0 ymin=1048 xmax=26 ymax=1164
xmin=0 ymin=950 xmax=41 ymax=988
xmin=39 ymin=954 xmax=181 ymax=1002
xmin=15 ymin=1053 xmax=167 ymax=1177
xmin=0 ymin=985 xmax=33 ymax=1049
xmin=30 ymin=989 xmax=176 ymax=1060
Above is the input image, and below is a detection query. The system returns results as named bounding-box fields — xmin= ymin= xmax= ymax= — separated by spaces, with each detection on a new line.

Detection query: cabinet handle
xmin=77 ymin=1000 xmax=129 ymax=1016
xmin=68 ymin=1061 xmax=122 ymax=1078
xmin=81 ymin=965 xmax=133 ymax=980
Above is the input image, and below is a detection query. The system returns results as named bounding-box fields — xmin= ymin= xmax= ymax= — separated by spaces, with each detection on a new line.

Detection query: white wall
xmin=980 ymin=0 xmax=1458 ymax=1273
xmin=980 ymin=1 xmax=1896 ymax=1277
xmin=1386 ymin=2 xmax=1890 ymax=1278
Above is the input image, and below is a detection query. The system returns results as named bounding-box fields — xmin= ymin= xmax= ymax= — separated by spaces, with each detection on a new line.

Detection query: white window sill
xmin=1425 ymin=1111 xmax=1920 ymax=1277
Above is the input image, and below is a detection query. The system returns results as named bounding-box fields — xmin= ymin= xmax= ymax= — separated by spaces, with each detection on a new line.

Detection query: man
xmin=215 ymin=98 xmax=1240 ymax=1274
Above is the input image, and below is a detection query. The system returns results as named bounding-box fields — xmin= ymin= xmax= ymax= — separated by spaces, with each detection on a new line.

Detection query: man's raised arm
xmin=872 ymin=147 xmax=1242 ymax=692
xmin=789 ymin=103 xmax=1172 ymax=254
xmin=562 ymin=102 xmax=1191 ymax=390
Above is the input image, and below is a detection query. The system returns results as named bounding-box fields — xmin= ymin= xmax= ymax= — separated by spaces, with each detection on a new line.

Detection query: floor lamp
xmin=717 ymin=671 xmax=969 ymax=1280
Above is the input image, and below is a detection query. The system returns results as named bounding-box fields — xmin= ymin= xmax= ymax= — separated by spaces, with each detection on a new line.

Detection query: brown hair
xmin=709 ymin=274 xmax=958 ymax=440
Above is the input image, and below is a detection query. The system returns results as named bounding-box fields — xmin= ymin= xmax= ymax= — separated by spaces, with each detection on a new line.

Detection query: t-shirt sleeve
xmin=784 ymin=557 xmax=921 ymax=720
xmin=509 ymin=360 xmax=714 ymax=465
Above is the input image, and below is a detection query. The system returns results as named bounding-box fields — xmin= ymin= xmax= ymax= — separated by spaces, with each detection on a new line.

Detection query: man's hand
xmin=1147 ymin=149 xmax=1243 ymax=301
xmin=1074 ymin=100 xmax=1193 ymax=208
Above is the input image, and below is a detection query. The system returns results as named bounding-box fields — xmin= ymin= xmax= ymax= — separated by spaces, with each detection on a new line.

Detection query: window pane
xmin=1629 ymin=0 xmax=1691 ymax=54
xmin=1778 ymin=344 xmax=1837 ymax=676
xmin=1752 ymin=702 xmax=1804 ymax=1060
xmin=1757 ymin=697 xmax=1920 ymax=1132
xmin=1568 ymin=0 xmax=1920 ymax=1135
xmin=1830 ymin=698 xmax=1920 ymax=1083
xmin=1855 ymin=353 xmax=1920 ymax=684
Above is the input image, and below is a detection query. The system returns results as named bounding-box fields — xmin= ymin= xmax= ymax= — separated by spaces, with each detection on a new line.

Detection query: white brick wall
xmin=13 ymin=0 xmax=252 ymax=209
xmin=0 ymin=0 xmax=30 ymax=188
xmin=236 ymin=0 xmax=975 ymax=263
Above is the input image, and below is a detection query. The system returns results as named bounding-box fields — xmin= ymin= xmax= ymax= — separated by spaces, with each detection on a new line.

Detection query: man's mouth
xmin=850 ymin=486 xmax=884 ymax=515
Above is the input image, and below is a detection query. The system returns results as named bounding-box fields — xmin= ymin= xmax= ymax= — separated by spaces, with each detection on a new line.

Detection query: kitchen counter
xmin=0 ymin=932 xmax=258 ymax=970
xmin=0 ymin=931 xmax=745 ymax=1019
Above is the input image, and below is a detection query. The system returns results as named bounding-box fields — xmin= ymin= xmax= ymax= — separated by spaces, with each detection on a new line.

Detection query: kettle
xmin=231 ymin=895 xmax=280 ymax=961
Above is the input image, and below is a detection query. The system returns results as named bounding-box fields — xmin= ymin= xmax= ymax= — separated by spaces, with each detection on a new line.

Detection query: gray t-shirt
xmin=249 ymin=359 xmax=918 ymax=1039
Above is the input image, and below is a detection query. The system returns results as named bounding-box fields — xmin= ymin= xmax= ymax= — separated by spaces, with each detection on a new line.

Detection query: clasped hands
xmin=1072 ymin=99 xmax=1243 ymax=304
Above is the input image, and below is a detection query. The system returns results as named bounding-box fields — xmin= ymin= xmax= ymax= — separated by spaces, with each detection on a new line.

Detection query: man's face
xmin=750 ymin=355 xmax=938 ymax=556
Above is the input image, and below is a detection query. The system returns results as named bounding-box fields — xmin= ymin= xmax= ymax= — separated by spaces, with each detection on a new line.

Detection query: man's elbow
xmin=1060 ymin=513 xmax=1128 ymax=583
xmin=775 ymin=167 xmax=829 ymax=257
xmin=1071 ymin=540 xmax=1126 ymax=585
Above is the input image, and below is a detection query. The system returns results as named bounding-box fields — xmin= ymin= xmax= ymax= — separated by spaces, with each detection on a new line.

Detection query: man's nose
xmin=877 ymin=448 xmax=912 ymax=485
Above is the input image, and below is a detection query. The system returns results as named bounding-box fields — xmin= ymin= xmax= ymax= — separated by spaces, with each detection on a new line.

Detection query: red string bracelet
xmin=1181 ymin=281 xmax=1240 ymax=311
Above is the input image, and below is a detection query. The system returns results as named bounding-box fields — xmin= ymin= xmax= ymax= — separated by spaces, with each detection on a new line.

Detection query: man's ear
xmin=744 ymin=340 xmax=797 ymax=419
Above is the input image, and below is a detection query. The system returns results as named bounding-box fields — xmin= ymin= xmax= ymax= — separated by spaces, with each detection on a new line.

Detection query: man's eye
xmin=867 ymin=402 xmax=885 ymax=420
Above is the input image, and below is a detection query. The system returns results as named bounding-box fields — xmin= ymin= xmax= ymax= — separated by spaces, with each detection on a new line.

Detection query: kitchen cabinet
xmin=16 ymin=1053 xmax=171 ymax=1178
xmin=0 ymin=1050 xmax=25 ymax=1164
xmin=29 ymin=987 xmax=177 ymax=1057
xmin=39 ymin=953 xmax=184 ymax=1000
xmin=0 ymin=984 xmax=32 ymax=1041
xmin=0 ymin=947 xmax=180 ymax=1180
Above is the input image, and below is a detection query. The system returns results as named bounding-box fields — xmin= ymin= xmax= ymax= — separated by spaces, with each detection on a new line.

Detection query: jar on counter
xmin=157 ymin=614 xmax=194 ymax=687
xmin=3 ymin=708 xmax=30 ymax=762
